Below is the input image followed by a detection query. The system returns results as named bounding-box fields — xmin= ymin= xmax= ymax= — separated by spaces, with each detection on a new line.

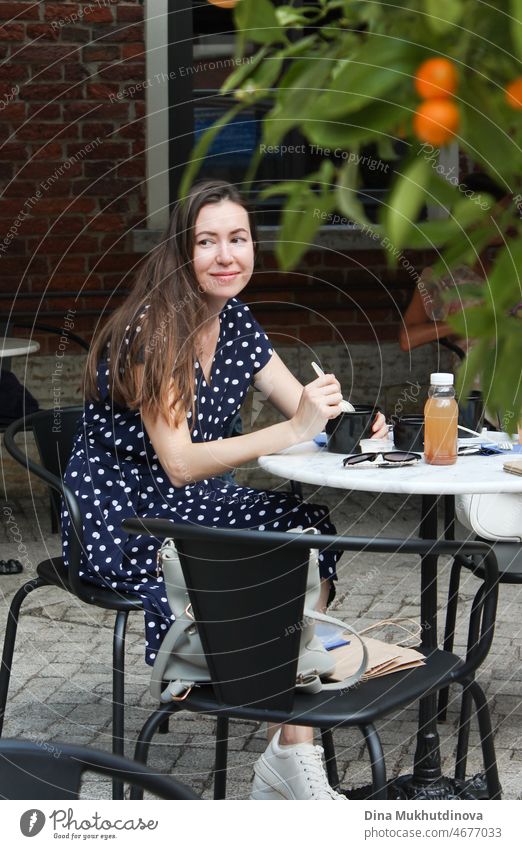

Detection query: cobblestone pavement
xmin=0 ymin=484 xmax=520 ymax=800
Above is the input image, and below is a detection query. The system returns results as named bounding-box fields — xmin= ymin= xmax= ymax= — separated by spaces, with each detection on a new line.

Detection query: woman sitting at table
xmin=61 ymin=179 xmax=386 ymax=800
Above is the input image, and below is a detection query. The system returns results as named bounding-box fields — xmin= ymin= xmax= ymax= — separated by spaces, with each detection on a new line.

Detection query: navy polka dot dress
xmin=61 ymin=298 xmax=340 ymax=665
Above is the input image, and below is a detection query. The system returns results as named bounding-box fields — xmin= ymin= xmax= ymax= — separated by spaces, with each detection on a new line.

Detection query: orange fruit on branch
xmin=413 ymin=98 xmax=460 ymax=146
xmin=414 ymin=57 xmax=458 ymax=99
xmin=505 ymin=77 xmax=522 ymax=109
xmin=207 ymin=0 xmax=239 ymax=8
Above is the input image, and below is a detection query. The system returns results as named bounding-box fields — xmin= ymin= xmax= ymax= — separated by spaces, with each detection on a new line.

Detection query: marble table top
xmin=0 ymin=338 xmax=39 ymax=358
xmin=258 ymin=440 xmax=522 ymax=495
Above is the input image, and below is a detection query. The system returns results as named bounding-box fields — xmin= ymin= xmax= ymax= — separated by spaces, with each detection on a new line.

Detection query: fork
xmin=310 ymin=362 xmax=355 ymax=412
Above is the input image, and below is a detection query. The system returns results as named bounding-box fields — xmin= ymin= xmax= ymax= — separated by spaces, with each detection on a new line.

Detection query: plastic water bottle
xmin=424 ymin=373 xmax=458 ymax=465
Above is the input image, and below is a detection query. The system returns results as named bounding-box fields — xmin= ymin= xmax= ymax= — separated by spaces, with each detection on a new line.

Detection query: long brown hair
xmin=85 ymin=180 xmax=256 ymax=425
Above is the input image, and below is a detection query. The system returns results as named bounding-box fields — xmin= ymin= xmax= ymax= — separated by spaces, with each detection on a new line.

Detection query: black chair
xmin=11 ymin=321 xmax=90 ymax=352
xmin=1 ymin=409 xmax=145 ymax=800
xmin=1 ymin=321 xmax=89 ymax=532
xmin=0 ymin=738 xmax=198 ymax=799
xmin=122 ymin=520 xmax=501 ymax=800
xmin=439 ymin=530 xmax=522 ymax=780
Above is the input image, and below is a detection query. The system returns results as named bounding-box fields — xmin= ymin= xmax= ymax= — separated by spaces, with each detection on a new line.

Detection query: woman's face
xmin=193 ymin=200 xmax=255 ymax=306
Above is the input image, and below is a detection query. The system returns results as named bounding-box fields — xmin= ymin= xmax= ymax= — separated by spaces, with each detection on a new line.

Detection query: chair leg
xmin=455 ymin=587 xmax=485 ymax=782
xmin=50 ymin=495 xmax=58 ymax=534
xmin=0 ymin=577 xmax=47 ymax=736
xmin=438 ymin=558 xmax=463 ymax=721
xmin=213 ymin=716 xmax=229 ymax=800
xmin=112 ymin=610 xmax=129 ymax=800
xmin=320 ymin=729 xmax=340 ymax=790
xmin=457 ymin=679 xmax=502 ymax=799
xmin=130 ymin=703 xmax=180 ymax=800
xmin=361 ymin=724 xmax=387 ymax=799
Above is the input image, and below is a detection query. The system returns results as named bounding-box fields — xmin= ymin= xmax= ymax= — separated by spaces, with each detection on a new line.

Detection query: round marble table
xmin=258 ymin=440 xmax=520 ymax=799
xmin=258 ymin=439 xmax=522 ymax=495
xmin=0 ymin=337 xmax=39 ymax=370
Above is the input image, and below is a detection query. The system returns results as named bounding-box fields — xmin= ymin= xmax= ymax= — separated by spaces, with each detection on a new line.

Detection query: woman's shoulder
xmin=221 ymin=297 xmax=262 ymax=332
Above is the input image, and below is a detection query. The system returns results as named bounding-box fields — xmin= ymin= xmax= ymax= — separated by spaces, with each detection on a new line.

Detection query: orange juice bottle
xmin=424 ymin=373 xmax=458 ymax=465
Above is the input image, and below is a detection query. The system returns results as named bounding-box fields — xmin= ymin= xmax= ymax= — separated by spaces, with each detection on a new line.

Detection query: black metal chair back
xmin=175 ymin=530 xmax=308 ymax=710
xmin=0 ymin=739 xmax=198 ymax=800
xmin=29 ymin=407 xmax=83 ymax=534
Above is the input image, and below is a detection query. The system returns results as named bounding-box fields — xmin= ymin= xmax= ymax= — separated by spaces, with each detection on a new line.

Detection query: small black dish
xmin=325 ymin=405 xmax=378 ymax=454
xmin=392 ymin=415 xmax=424 ymax=453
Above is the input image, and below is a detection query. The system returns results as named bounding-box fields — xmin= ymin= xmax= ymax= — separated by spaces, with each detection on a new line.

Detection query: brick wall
xmin=1 ymin=1 xmax=433 ymax=386
xmin=1 ymin=0 xmax=146 ymax=350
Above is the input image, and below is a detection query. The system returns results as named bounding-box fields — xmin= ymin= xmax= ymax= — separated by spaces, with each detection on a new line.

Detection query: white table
xmin=259 ymin=441 xmax=521 ymax=799
xmin=259 ymin=440 xmax=522 ymax=495
xmin=0 ymin=337 xmax=39 ymax=370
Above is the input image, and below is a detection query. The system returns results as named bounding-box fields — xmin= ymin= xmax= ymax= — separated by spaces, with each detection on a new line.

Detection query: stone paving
xmin=0 ymin=482 xmax=520 ymax=800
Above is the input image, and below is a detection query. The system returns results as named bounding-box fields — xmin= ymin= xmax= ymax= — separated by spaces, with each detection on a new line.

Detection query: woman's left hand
xmin=371 ymin=411 xmax=388 ymax=440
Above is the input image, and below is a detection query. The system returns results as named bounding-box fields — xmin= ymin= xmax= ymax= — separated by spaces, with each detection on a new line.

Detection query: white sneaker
xmin=250 ymin=730 xmax=347 ymax=800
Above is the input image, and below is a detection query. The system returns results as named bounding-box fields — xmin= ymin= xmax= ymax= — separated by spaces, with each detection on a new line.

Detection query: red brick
xmin=0 ymin=256 xmax=48 ymax=274
xmin=0 ymin=198 xmax=29 ymax=216
xmin=17 ymin=44 xmax=74 ymax=62
xmin=63 ymin=63 xmax=88 ymax=82
xmin=3 ymin=180 xmax=46 ymax=197
xmin=91 ymin=23 xmax=143 ymax=43
xmin=98 ymin=62 xmax=145 ymax=82
xmin=117 ymin=6 xmax=143 ymax=23
xmin=85 ymin=213 xmax=126 ymax=232
xmin=89 ymin=252 xmax=140 ymax=272
xmin=26 ymin=24 xmax=61 ymax=40
xmin=27 ymin=102 xmax=61 ymax=119
xmin=133 ymin=100 xmax=145 ymax=118
xmin=95 ymin=102 xmax=131 ymax=120
xmin=0 ymin=142 xmax=33 ymax=162
xmin=13 ymin=216 xmax=50 ymax=235
xmin=0 ymin=23 xmax=25 ymax=41
xmin=82 ymin=45 xmax=120 ymax=62
xmin=0 ymin=162 xmax=12 ymax=179
xmin=35 ymin=197 xmax=96 ymax=214
xmin=81 ymin=121 xmax=114 ymax=137
xmin=85 ymin=82 xmax=120 ymax=99
xmin=45 ymin=275 xmax=89 ymax=293
xmin=21 ymin=83 xmax=71 ymax=99
xmin=0 ymin=66 xmax=28 ymax=86
xmin=82 ymin=6 xmax=113 ymax=24
xmin=121 ymin=43 xmax=144 ymax=60
xmin=118 ymin=121 xmax=144 ymax=139
xmin=61 ymin=26 xmax=90 ymax=44
xmin=0 ymin=3 xmax=40 ymax=19
xmin=82 ymin=160 xmax=116 ymax=179
xmin=43 ymin=4 xmax=80 ymax=21
xmin=89 ymin=140 xmax=130 ymax=158
xmin=297 ymin=324 xmax=336 ymax=344
xmin=80 ymin=177 xmax=135 ymax=197
xmin=62 ymin=101 xmax=101 ymax=120
xmin=98 ymin=233 xmax=127 ymax=251
xmin=0 ymin=101 xmax=25 ymax=119
xmin=30 ymin=64 xmax=64 ymax=81
xmin=17 ymin=122 xmax=79 ymax=140
xmin=54 ymin=256 xmax=87 ymax=274
xmin=33 ymin=141 xmax=63 ymax=159
xmin=116 ymin=159 xmax=144 ymax=178
xmin=44 ymin=215 xmax=84 ymax=234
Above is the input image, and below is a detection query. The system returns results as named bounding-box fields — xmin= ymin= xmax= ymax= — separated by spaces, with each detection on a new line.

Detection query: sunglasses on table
xmin=343 ymin=451 xmax=421 ymax=468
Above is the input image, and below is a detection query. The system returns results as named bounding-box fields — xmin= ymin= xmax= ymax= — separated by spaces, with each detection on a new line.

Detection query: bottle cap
xmin=430 ymin=372 xmax=454 ymax=386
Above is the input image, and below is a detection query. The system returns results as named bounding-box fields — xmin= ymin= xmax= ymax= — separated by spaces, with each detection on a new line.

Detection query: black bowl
xmin=325 ymin=405 xmax=378 ymax=454
xmin=393 ymin=415 xmax=424 ymax=452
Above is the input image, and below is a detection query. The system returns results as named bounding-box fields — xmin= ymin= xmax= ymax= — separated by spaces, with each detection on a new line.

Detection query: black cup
xmin=325 ymin=405 xmax=378 ymax=454
xmin=392 ymin=415 xmax=424 ymax=453
xmin=459 ymin=390 xmax=484 ymax=431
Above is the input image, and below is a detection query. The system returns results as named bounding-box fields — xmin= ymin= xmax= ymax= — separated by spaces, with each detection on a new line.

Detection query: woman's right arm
xmin=399 ymin=285 xmax=452 ymax=351
xmin=141 ymin=374 xmax=342 ymax=487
